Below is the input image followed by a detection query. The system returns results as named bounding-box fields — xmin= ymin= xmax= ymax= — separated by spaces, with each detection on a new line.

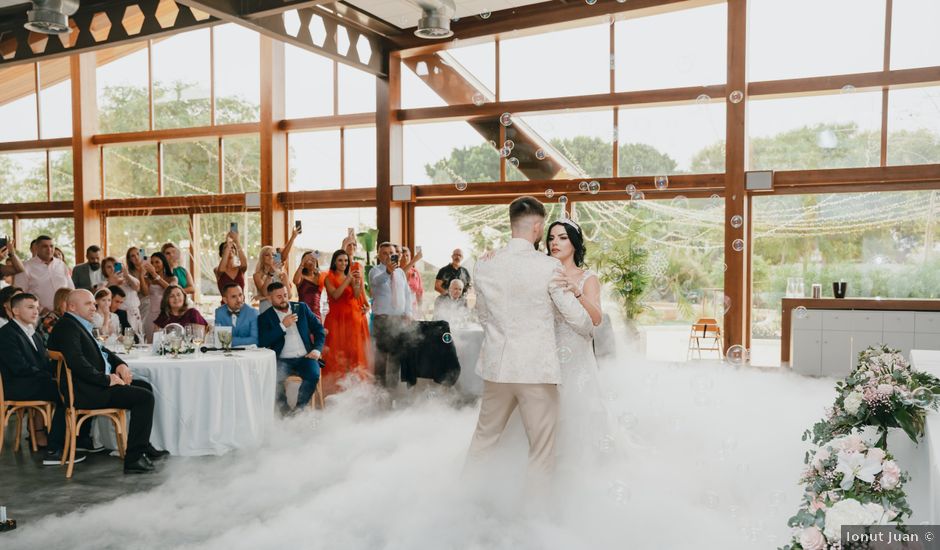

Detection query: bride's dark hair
xmin=546 ymin=220 xmax=587 ymax=267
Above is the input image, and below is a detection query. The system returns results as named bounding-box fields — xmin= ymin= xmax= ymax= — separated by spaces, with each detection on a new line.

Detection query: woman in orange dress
xmin=322 ymin=249 xmax=371 ymax=394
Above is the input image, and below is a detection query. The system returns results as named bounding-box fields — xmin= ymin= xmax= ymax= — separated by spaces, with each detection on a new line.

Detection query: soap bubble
xmin=499 ymin=112 xmax=512 ymax=126
xmin=535 ymin=149 xmax=546 ymax=160
xmin=654 ymin=175 xmax=668 ymax=190
xmin=508 ymin=157 xmax=519 ymax=168
xmin=442 ymin=332 xmax=453 ymax=344
xmin=729 ymin=90 xmax=744 ymax=104
xmin=726 ymin=345 xmax=748 ymax=365
xmin=696 ymin=94 xmax=711 ymax=104
xmin=544 ymin=189 xmax=555 ymax=199
xmin=588 ymin=180 xmax=601 ymax=195
xmin=455 ymin=180 xmax=468 ymax=192
xmin=471 ymin=93 xmax=485 ymax=106
xmin=730 ymin=215 xmax=743 ymax=229
xmin=794 ymin=306 xmax=808 ymax=320
xmin=732 ymin=239 xmax=744 ymax=252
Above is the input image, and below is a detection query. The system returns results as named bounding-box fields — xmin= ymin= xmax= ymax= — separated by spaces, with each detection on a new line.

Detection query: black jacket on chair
xmin=400 ymin=320 xmax=461 ymax=387
xmin=47 ymin=313 xmax=127 ymax=409
xmin=0 ymin=320 xmax=55 ymax=400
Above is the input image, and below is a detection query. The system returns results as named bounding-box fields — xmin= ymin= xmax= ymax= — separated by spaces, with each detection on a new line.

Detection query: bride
xmin=545 ymin=218 xmax=617 ymax=471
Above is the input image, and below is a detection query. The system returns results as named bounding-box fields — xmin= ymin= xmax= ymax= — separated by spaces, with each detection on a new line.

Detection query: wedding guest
xmin=161 ymin=243 xmax=195 ymax=297
xmin=108 ymin=286 xmax=136 ymax=339
xmin=97 ymin=256 xmax=142 ymax=334
xmin=40 ymin=287 xmax=72 ymax=343
xmin=48 ymin=289 xmax=168 ymax=474
xmin=53 ymin=247 xmax=70 ymax=272
xmin=72 ymin=245 xmax=105 ymax=292
xmin=14 ymin=235 xmax=74 ymax=314
xmin=0 ymin=240 xmax=25 ymax=278
xmin=369 ymin=242 xmax=413 ymax=389
xmin=214 ymin=283 xmax=258 ymax=347
xmin=258 ymin=282 xmax=324 ymax=414
xmin=400 ymin=246 xmax=424 ymax=315
xmin=215 ymin=231 xmax=248 ymax=294
xmin=140 ymin=251 xmax=177 ymax=341
xmin=0 ymin=285 xmax=23 ymax=328
xmin=433 ymin=279 xmax=470 ymax=327
xmin=0 ymin=293 xmax=73 ymax=464
xmin=153 ymin=285 xmax=208 ymax=329
xmin=434 ymin=248 xmax=471 ymax=297
xmin=253 ymin=226 xmax=300 ymax=312
xmin=293 ymin=251 xmax=324 ymax=322
xmin=92 ymin=288 xmax=121 ymax=338
xmin=342 ymin=232 xmax=370 ymax=318
xmin=322 ymin=249 xmax=371 ymax=394
xmin=125 ymin=247 xmax=149 ymax=334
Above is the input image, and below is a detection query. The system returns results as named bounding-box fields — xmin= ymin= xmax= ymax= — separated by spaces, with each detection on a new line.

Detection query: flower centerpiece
xmin=782 ymin=428 xmax=911 ymax=550
xmin=804 ymin=345 xmax=940 ymax=449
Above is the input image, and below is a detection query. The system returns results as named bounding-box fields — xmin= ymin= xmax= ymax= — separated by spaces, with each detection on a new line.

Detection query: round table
xmin=93 ymin=348 xmax=277 ymax=456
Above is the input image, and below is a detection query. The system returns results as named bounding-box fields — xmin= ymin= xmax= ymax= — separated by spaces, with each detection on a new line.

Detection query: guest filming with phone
xmin=369 ymin=242 xmax=415 ymax=390
xmin=253 ymin=224 xmax=300 ymax=313
xmin=321 ymin=249 xmax=371 ymax=395
xmin=215 ymin=227 xmax=248 ymax=295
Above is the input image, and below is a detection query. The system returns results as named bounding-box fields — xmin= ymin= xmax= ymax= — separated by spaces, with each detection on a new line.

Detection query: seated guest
xmin=0 ymin=293 xmax=74 ymax=464
xmin=153 ymin=284 xmax=208 ymax=329
xmin=214 ymin=283 xmax=259 ymax=347
xmin=93 ymin=288 xmax=121 ymax=338
xmin=48 ymin=289 xmax=168 ymax=473
xmin=432 ymin=279 xmax=470 ymax=327
xmin=161 ymin=243 xmax=196 ymax=298
xmin=0 ymin=285 xmax=22 ymax=328
xmin=108 ymin=285 xmax=136 ymax=339
xmin=40 ymin=287 xmax=72 ymax=343
xmin=258 ymin=282 xmax=325 ymax=414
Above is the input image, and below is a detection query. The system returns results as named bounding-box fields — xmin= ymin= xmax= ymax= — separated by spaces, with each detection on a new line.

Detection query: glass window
xmin=0 ymin=66 xmax=38 ymax=142
xmin=290 ymin=207 xmax=376 ymax=268
xmin=445 ymin=40 xmax=496 ymax=98
xmin=222 ymin=134 xmax=260 ymax=193
xmin=213 ymin=24 xmax=260 ymax=124
xmin=618 ymin=102 xmax=726 ymax=175
xmin=343 ymin=126 xmax=375 ymax=188
xmin=0 ymin=220 xmax=13 ymax=244
xmin=403 ymin=120 xmax=500 ymax=185
xmin=891 ymin=0 xmax=940 ymax=70
xmin=747 ymin=90 xmax=882 ymax=171
xmin=748 ymin=0 xmax=885 ymax=81
xmin=400 ymin=59 xmax=448 ymax=109
xmin=49 ymin=149 xmax=73 ymax=201
xmin=97 ymin=46 xmax=150 ymax=133
xmin=20 ymin=217 xmax=75 ymax=265
xmin=195 ymin=212 xmax=261 ymax=302
xmin=507 ymin=109 xmax=614 ymax=181
xmin=0 ymin=152 xmax=46 ymax=203
xmin=285 ymin=45 xmax=334 ymax=118
xmin=152 ymin=29 xmax=212 ymax=129
xmin=288 ymin=130 xmax=340 ymax=190
xmin=107 ymin=214 xmax=189 ymax=281
xmin=752 ymin=191 xmax=940 ymax=366
xmin=615 ymin=3 xmax=726 ymax=92
xmin=500 ymin=23 xmax=609 ymax=101
xmin=39 ymin=60 xmax=72 ymax=139
xmin=104 ymin=144 xmax=158 ymax=198
xmin=337 ymin=64 xmax=375 ymax=114
xmin=163 ymin=139 xmax=219 ymax=196
xmin=887 ymin=85 xmax=940 ymax=166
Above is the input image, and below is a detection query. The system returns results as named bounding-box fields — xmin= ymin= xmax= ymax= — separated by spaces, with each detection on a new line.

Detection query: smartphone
xmin=295 ymin=220 xmax=302 ymax=232
xmin=391 ymin=254 xmax=400 ymax=263
xmin=273 ymin=252 xmax=282 ymax=264
xmin=115 ymin=262 xmax=123 ymax=273
xmin=416 ymin=246 xmax=422 ymax=254
xmin=347 ymin=227 xmax=355 ymax=237
xmin=140 ymin=248 xmax=147 ymax=260
xmin=0 ymin=236 xmax=7 ymax=249
xmin=230 ymin=222 xmax=238 ymax=234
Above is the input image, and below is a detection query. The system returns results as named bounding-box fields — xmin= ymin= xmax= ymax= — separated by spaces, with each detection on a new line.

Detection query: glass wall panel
xmin=887 ymin=85 xmax=940 ymax=166
xmin=890 ymin=0 xmax=940 ymax=70
xmin=49 ymin=149 xmax=73 ymax=201
xmin=163 ymin=139 xmax=219 ymax=196
xmin=403 ymin=121 xmax=499 ymax=185
xmin=97 ymin=46 xmax=150 ymax=133
xmin=104 ymin=144 xmax=158 ymax=198
xmin=285 ymin=45 xmax=334 ymax=118
xmin=343 ymin=127 xmax=376 ymax=188
xmin=0 ymin=152 xmax=46 ymax=203
xmin=288 ymin=130 xmax=341 ymax=191
xmin=152 ymin=29 xmax=212 ymax=129
xmin=213 ymin=24 xmax=260 ymax=124
xmin=619 ymin=102 xmax=726 ymax=175
xmin=222 ymin=134 xmax=261 ymax=193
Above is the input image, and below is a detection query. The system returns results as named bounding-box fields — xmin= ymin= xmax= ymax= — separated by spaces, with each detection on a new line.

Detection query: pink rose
xmin=867 ymin=447 xmax=886 ymax=464
xmin=809 ymin=498 xmax=828 ymax=512
xmin=799 ymin=526 xmax=826 ymax=550
xmin=877 ymin=384 xmax=894 ymax=395
xmin=838 ymin=435 xmax=866 ymax=453
xmin=881 ymin=460 xmax=901 ymax=489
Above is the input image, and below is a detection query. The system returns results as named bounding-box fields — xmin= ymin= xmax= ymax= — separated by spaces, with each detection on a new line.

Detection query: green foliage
xmin=594 ymin=241 xmax=651 ymax=320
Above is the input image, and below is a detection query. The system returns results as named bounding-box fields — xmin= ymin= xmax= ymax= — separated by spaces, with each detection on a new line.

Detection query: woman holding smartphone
xmin=141 ymin=251 xmax=177 ymax=342
xmin=98 ymin=256 xmax=142 ymax=334
xmin=322 ymin=249 xmax=371 ymax=394
xmin=400 ymin=245 xmax=424 ymax=316
xmin=252 ymin=223 xmax=299 ymax=312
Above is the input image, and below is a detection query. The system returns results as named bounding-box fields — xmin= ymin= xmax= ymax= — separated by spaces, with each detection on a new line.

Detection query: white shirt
xmin=14 ymin=318 xmax=37 ymax=349
xmin=89 ymin=267 xmax=104 ymax=288
xmin=14 ymin=256 xmax=75 ymax=312
xmin=274 ymin=306 xmax=307 ymax=359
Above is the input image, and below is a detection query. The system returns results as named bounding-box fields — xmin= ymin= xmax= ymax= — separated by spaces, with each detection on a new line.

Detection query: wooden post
xmin=70 ymin=52 xmax=101 ymax=255
xmin=260 ymin=35 xmax=287 ymax=247
xmin=376 ymin=51 xmax=403 ymax=245
xmin=723 ymin=0 xmax=748 ymax=354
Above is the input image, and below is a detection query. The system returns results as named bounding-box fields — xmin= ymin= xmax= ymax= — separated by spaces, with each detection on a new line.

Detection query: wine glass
xmin=93 ymin=326 xmax=108 ymax=344
xmin=191 ymin=325 xmax=206 ymax=353
xmin=122 ymin=327 xmax=135 ymax=354
xmin=217 ymin=330 xmax=233 ymax=355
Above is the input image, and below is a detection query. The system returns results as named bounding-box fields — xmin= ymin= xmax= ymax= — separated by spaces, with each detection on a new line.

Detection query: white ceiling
xmin=345 ymin=0 xmax=548 ymax=29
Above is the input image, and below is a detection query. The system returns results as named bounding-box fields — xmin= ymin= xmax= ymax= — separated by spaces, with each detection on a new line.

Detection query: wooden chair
xmin=283 ymin=375 xmax=325 ymax=410
xmin=687 ymin=317 xmax=723 ymax=360
xmin=49 ymin=351 xmax=128 ymax=478
xmin=0 ymin=371 xmax=55 ymax=454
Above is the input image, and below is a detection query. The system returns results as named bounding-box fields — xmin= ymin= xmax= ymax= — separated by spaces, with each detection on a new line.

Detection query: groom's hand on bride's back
xmin=479 ymin=250 xmax=496 ymax=262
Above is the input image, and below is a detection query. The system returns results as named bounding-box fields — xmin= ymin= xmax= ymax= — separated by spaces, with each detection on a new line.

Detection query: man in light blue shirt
xmin=213 ymin=282 xmax=259 ymax=347
xmin=369 ymin=242 xmax=414 ymax=389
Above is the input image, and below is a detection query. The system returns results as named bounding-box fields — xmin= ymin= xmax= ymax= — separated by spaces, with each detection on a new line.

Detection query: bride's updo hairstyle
xmin=546 ymin=219 xmax=587 ymax=267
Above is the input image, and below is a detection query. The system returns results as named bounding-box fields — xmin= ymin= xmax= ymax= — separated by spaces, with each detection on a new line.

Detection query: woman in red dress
xmin=322 ymin=249 xmax=371 ymax=394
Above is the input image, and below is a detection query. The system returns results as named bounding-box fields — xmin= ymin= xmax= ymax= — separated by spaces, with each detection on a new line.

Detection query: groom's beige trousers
xmin=467 ymin=380 xmax=560 ymax=479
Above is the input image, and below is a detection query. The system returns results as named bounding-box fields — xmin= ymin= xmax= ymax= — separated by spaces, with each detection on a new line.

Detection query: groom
xmin=466 ymin=196 xmax=591 ymax=486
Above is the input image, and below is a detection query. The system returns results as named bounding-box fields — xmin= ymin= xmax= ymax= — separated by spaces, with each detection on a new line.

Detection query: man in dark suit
xmin=71 ymin=245 xmax=103 ymax=292
xmin=0 ymin=293 xmax=80 ymax=465
xmin=47 ymin=289 xmax=168 ymax=474
xmin=258 ymin=282 xmax=325 ymax=414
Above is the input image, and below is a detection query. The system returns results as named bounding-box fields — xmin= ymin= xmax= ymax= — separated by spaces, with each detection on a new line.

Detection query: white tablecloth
xmin=911 ymin=349 xmax=940 ymax=523
xmin=94 ymin=349 xmax=277 ymax=456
